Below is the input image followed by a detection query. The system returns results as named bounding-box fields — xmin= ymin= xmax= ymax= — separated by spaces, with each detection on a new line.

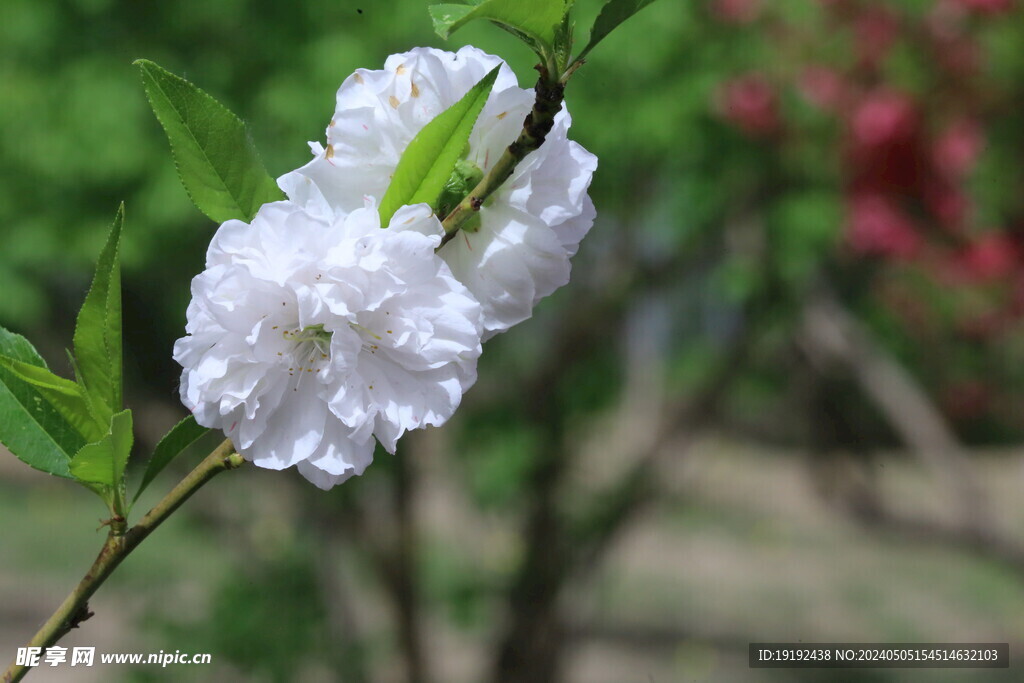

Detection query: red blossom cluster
xmin=710 ymin=0 xmax=1022 ymax=422
xmin=713 ymin=0 xmax=1019 ymax=289
xmin=717 ymin=75 xmax=781 ymax=137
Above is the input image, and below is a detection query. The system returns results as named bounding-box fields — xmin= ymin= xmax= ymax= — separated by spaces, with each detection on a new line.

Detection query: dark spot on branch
xmin=70 ymin=603 xmax=94 ymax=629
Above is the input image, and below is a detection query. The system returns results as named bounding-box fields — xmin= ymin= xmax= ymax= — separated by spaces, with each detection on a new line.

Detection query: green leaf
xmin=73 ymin=204 xmax=123 ymax=415
xmin=430 ymin=4 xmax=476 ymax=37
xmin=430 ymin=0 xmax=568 ymax=50
xmin=133 ymin=415 xmax=210 ymax=503
xmin=135 ymin=59 xmax=283 ymax=223
xmin=552 ymin=11 xmax=574 ymax=73
xmin=0 ymin=327 xmax=84 ymax=478
xmin=0 ymin=355 xmax=106 ymax=444
xmin=378 ymin=67 xmax=500 ymax=226
xmin=71 ymin=410 xmax=133 ymax=511
xmin=578 ymin=0 xmax=660 ymax=60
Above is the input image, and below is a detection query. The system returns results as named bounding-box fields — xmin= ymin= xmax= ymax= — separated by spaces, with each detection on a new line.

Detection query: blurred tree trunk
xmin=389 ymin=452 xmax=428 ymax=683
xmin=492 ymin=421 xmax=570 ymax=682
xmin=490 ymin=285 xmax=768 ymax=682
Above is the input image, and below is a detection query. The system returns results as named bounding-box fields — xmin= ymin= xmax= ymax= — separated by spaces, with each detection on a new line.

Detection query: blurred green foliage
xmin=6 ymin=1 xmax=1024 ymax=518
xmin=5 ymin=0 xmax=1024 ymax=679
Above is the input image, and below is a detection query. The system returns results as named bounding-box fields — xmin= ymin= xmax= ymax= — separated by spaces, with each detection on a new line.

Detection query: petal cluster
xmin=176 ymin=46 xmax=598 ymax=489
xmin=174 ymin=200 xmax=482 ymax=489
xmin=279 ymin=46 xmax=598 ymax=338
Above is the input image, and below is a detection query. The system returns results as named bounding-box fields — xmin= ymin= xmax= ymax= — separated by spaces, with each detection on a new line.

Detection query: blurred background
xmin=3 ymin=0 xmax=1024 ymax=680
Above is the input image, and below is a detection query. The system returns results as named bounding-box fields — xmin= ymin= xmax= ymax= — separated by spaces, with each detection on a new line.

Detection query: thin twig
xmin=2 ymin=439 xmax=243 ymax=683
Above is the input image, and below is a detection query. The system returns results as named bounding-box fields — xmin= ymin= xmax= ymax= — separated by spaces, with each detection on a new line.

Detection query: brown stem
xmin=439 ymin=66 xmax=566 ymax=248
xmin=391 ymin=449 xmax=428 ymax=683
xmin=490 ymin=254 xmax=775 ymax=682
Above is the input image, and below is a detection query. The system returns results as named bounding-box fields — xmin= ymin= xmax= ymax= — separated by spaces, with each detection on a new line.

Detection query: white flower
xmin=173 ymin=200 xmax=483 ymax=489
xmin=278 ymin=46 xmax=597 ymax=339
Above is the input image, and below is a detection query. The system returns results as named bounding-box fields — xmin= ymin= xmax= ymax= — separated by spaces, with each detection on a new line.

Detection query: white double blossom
xmin=279 ymin=46 xmax=598 ymax=338
xmin=176 ymin=46 xmax=598 ymax=488
xmin=174 ymin=200 xmax=483 ymax=489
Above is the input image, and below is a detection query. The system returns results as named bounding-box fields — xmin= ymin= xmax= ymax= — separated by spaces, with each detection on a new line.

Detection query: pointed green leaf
xmin=430 ymin=4 xmax=475 ymax=37
xmin=378 ymin=67 xmax=500 ymax=226
xmin=578 ymin=0 xmax=659 ymax=60
xmin=430 ymin=0 xmax=568 ymax=50
xmin=552 ymin=11 xmax=574 ymax=72
xmin=71 ymin=409 xmax=133 ymax=492
xmin=0 ymin=355 xmax=106 ymax=444
xmin=73 ymin=204 xmax=123 ymax=415
xmin=0 ymin=327 xmax=85 ymax=478
xmin=133 ymin=415 xmax=210 ymax=503
xmin=136 ymin=59 xmax=283 ymax=223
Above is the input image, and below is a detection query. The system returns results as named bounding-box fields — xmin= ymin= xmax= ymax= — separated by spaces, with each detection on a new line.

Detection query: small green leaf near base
xmin=71 ymin=409 xmax=134 ymax=514
xmin=134 ymin=415 xmax=210 ymax=503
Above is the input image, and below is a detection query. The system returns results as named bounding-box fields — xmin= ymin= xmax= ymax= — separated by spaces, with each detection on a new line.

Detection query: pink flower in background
xmin=850 ymin=90 xmax=918 ymax=150
xmin=953 ymin=234 xmax=1018 ymax=282
xmin=717 ymin=74 xmax=780 ymax=137
xmin=933 ymin=119 xmax=983 ymax=177
xmin=853 ymin=7 xmax=900 ymax=65
xmin=922 ymin=180 xmax=970 ymax=229
xmin=846 ymin=193 xmax=920 ymax=258
xmin=710 ymin=0 xmax=761 ymax=23
xmin=847 ymin=90 xmax=923 ymax=194
xmin=799 ymin=66 xmax=845 ymax=111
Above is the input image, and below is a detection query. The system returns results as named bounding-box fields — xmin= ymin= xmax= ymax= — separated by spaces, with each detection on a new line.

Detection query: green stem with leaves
xmin=2 ymin=439 xmax=243 ymax=683
xmin=439 ymin=64 xmax=568 ymax=247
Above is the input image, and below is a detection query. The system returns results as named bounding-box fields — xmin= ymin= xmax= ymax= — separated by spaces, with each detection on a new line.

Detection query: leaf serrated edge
xmin=0 ymin=376 xmax=76 ymax=477
xmin=73 ymin=203 xmax=123 ymax=415
xmin=136 ymin=60 xmax=251 ymax=221
xmin=135 ymin=59 xmax=280 ymax=223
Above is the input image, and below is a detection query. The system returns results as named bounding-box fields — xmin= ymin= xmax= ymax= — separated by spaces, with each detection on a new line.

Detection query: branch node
xmin=69 ymin=603 xmax=94 ymax=630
